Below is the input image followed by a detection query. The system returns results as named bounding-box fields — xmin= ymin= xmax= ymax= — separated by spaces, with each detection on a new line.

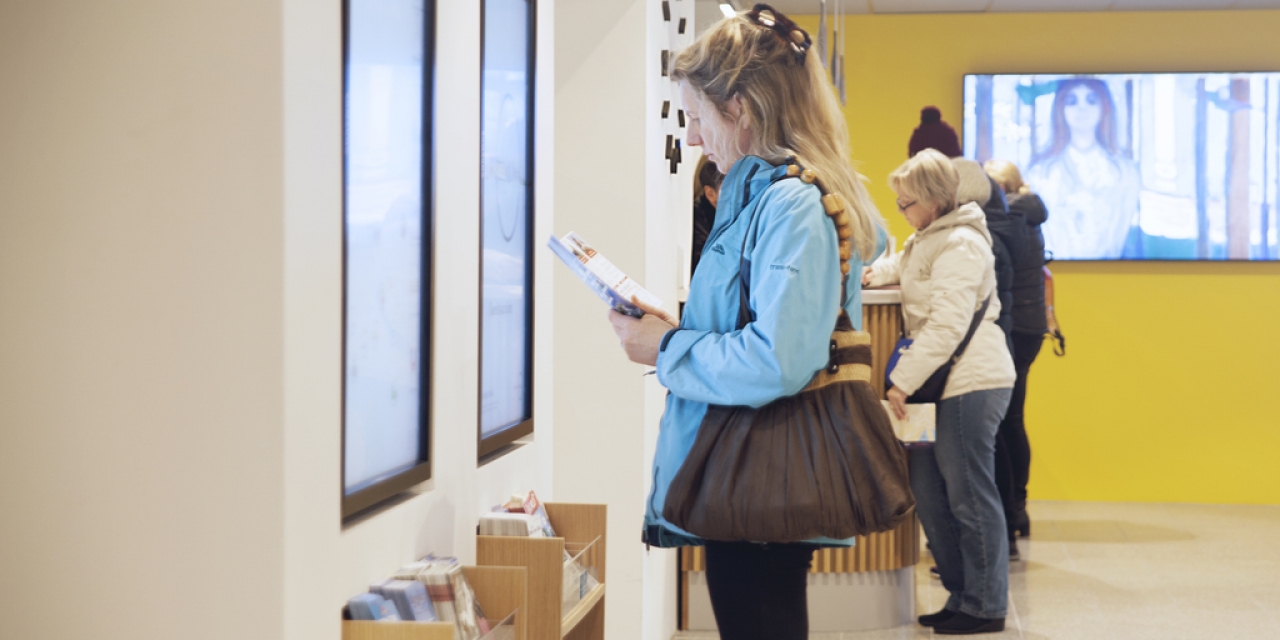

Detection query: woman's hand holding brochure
xmin=609 ymin=296 xmax=677 ymax=366
xmin=548 ymin=230 xmax=677 ymax=365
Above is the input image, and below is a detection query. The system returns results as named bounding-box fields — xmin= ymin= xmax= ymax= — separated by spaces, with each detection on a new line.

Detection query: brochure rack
xmin=343 ymin=565 xmax=528 ymax=640
xmin=477 ymin=503 xmax=607 ymax=640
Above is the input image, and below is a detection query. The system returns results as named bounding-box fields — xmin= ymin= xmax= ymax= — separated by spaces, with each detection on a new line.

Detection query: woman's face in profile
xmin=1063 ymin=85 xmax=1103 ymax=144
xmin=681 ymin=82 xmax=744 ymax=174
xmin=895 ymin=189 xmax=939 ymax=231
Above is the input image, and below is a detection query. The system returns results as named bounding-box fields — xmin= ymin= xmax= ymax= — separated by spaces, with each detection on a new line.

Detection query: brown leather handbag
xmin=662 ymin=165 xmax=915 ymax=543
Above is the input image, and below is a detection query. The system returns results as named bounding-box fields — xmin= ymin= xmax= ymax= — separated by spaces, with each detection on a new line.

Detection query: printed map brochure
xmin=548 ymin=231 xmax=662 ymax=318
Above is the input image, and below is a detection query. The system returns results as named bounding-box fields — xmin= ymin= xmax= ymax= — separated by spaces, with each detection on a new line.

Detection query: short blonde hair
xmin=983 ymin=159 xmax=1030 ymax=195
xmin=889 ymin=149 xmax=959 ymax=214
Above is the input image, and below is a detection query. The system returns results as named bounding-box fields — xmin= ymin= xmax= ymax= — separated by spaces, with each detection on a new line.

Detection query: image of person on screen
xmin=1026 ymin=78 xmax=1139 ymax=260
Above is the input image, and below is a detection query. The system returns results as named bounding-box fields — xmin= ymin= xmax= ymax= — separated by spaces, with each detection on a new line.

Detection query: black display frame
xmin=341 ymin=0 xmax=437 ymax=521
xmin=477 ymin=0 xmax=538 ymax=459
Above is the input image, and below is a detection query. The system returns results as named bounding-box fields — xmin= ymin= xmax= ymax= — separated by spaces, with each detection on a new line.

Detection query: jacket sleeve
xmin=888 ymin=232 xmax=989 ymax=395
xmin=656 ymin=187 xmax=840 ymax=408
xmin=866 ymin=248 xmax=903 ymax=287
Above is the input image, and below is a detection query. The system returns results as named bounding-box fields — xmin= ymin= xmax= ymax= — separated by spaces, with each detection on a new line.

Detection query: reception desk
xmin=679 ymin=288 xmax=919 ymax=633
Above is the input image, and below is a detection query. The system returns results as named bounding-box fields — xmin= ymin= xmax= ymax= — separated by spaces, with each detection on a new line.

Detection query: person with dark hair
xmin=691 ymin=155 xmax=724 ymax=275
xmin=909 ymin=106 xmax=963 ymax=159
xmin=985 ymin=159 xmax=1049 ymax=548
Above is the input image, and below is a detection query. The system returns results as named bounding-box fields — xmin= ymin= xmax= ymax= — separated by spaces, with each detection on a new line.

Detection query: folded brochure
xmin=881 ymin=400 xmax=936 ymax=443
xmin=548 ymin=231 xmax=662 ymax=318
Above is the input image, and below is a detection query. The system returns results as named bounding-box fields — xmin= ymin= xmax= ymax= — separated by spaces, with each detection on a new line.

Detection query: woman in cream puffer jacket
xmin=865 ymin=195 xmax=1015 ymax=400
xmin=864 ymin=149 xmax=1015 ymax=635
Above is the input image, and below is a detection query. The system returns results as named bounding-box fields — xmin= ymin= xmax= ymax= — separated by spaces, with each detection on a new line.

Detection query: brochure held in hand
xmin=548 ymin=231 xmax=662 ymax=318
xmin=880 ymin=400 xmax=936 ymax=445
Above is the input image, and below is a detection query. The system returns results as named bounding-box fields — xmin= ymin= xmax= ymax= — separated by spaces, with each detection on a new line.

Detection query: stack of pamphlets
xmin=548 ymin=232 xmax=662 ymax=318
xmin=394 ymin=555 xmax=490 ymax=640
xmin=369 ymin=579 xmax=437 ymax=622
xmin=479 ymin=512 xmax=545 ymax=537
xmin=482 ymin=489 xmax=598 ymax=610
xmin=504 ymin=490 xmax=556 ymax=536
xmin=480 ymin=489 xmax=558 ymax=536
xmin=347 ymin=593 xmax=401 ymax=621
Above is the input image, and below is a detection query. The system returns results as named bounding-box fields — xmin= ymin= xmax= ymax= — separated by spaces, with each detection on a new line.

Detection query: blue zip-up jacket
xmin=643 ymin=156 xmax=887 ymax=548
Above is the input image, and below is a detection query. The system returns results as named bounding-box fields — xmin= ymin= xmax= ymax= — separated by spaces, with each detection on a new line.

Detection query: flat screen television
xmin=479 ymin=0 xmax=535 ymax=457
xmin=342 ymin=0 xmax=434 ymax=519
xmin=964 ymin=73 xmax=1280 ymax=261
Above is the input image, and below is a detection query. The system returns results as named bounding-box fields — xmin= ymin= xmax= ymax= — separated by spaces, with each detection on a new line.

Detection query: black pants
xmin=703 ymin=541 xmax=814 ymax=640
xmin=995 ymin=332 xmax=1043 ymax=525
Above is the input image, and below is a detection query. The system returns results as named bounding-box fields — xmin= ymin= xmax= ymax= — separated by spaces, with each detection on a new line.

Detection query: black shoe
xmin=1009 ymin=538 xmax=1021 ymax=562
xmin=917 ymin=608 xmax=956 ymax=627
xmin=1009 ymin=509 xmax=1031 ymax=538
xmin=934 ymin=612 xmax=1006 ymax=635
xmin=929 ymin=565 xmax=941 ymax=579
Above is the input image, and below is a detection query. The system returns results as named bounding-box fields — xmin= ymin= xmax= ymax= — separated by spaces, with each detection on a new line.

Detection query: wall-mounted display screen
xmin=479 ymin=0 xmax=535 ymax=455
xmin=965 ymin=73 xmax=1280 ymax=260
xmin=343 ymin=0 xmax=432 ymax=516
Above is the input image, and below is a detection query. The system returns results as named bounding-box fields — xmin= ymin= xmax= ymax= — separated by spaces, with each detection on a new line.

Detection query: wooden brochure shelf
xmin=477 ymin=503 xmax=607 ymax=640
xmin=559 ymin=582 xmax=605 ymax=635
xmin=343 ymin=622 xmax=455 ymax=640
xmin=343 ymin=565 xmax=528 ymax=640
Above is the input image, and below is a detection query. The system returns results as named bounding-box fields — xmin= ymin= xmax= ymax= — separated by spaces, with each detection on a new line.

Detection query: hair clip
xmin=748 ymin=4 xmax=811 ymax=65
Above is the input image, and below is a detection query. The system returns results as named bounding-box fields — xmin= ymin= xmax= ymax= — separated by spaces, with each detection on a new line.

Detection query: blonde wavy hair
xmin=983 ymin=159 xmax=1031 ymax=195
xmin=671 ymin=9 xmax=883 ymax=260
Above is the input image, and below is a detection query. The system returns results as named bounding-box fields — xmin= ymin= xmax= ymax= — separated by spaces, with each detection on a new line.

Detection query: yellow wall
xmin=797 ymin=10 xmax=1280 ymax=504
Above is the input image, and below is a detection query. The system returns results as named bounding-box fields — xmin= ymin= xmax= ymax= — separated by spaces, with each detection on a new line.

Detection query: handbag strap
xmin=735 ymin=158 xmax=852 ymax=334
xmin=948 ymin=294 xmax=992 ymax=365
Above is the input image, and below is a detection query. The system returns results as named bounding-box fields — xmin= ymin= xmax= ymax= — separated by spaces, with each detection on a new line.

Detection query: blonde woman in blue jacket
xmin=608 ymin=6 xmax=886 ymax=639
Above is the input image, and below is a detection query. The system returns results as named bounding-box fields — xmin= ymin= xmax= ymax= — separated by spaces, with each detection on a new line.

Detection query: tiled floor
xmin=674 ymin=500 xmax=1280 ymax=639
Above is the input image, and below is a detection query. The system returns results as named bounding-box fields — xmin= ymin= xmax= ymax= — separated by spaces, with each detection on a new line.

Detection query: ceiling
xmin=741 ymin=0 xmax=1280 ymax=14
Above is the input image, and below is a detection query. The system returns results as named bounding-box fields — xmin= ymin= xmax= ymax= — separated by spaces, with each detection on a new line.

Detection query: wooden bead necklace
xmin=785 ymin=157 xmax=854 ymax=277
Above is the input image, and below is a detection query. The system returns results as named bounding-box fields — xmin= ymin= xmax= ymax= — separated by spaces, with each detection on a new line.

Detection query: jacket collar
xmin=707 ymin=156 xmax=789 ymax=244
xmin=907 ymin=202 xmax=993 ymax=247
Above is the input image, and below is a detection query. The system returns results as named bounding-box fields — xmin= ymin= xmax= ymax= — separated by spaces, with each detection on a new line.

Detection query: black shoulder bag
xmin=884 ymin=294 xmax=991 ymax=404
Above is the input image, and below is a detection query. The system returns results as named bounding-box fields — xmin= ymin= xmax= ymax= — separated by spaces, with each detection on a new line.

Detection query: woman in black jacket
xmin=985 ymin=159 xmax=1048 ymax=555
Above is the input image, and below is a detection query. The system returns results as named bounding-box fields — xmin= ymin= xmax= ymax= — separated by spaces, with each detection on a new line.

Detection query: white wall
xmin=1 ymin=1 xmax=556 ymax=639
xmin=282 ymin=0 xmax=558 ymax=638
xmin=553 ymin=3 xmax=650 ymax=639
xmin=0 ymin=0 xmax=703 ymax=637
xmin=693 ymin=0 xmax=724 ymax=37
xmin=554 ymin=1 xmax=692 ymax=639
xmin=0 ymin=2 xmax=286 ymax=639
xmin=644 ymin=5 xmax=696 ymax=640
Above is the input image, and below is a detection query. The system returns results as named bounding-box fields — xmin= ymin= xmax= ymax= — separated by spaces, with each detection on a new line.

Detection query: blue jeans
xmin=910 ymin=388 xmax=1012 ymax=619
